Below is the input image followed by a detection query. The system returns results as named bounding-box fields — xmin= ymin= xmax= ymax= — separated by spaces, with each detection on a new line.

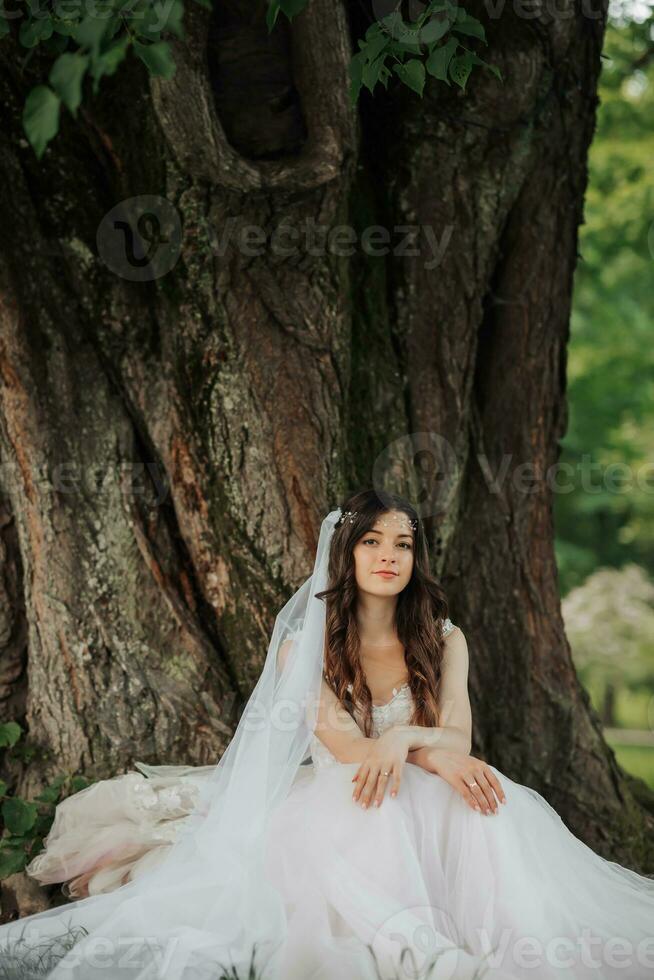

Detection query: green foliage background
xmin=557 ymin=1 xmax=654 ymax=786
xmin=555 ymin=2 xmax=654 ymax=597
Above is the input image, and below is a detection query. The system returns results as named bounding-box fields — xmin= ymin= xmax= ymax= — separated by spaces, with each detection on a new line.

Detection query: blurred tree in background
xmin=555 ymin=1 xmax=654 ymax=595
xmin=559 ymin=0 xmax=654 ymax=787
xmin=563 ymin=564 xmax=654 ymax=726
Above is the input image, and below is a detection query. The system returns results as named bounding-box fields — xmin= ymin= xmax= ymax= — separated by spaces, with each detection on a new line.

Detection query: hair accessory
xmin=336 ymin=510 xmax=418 ymax=531
xmin=380 ymin=516 xmax=418 ymax=531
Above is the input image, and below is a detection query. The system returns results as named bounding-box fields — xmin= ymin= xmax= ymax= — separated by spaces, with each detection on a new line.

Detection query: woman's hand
xmin=425 ymin=749 xmax=507 ymax=814
xmin=351 ymin=728 xmax=411 ymax=808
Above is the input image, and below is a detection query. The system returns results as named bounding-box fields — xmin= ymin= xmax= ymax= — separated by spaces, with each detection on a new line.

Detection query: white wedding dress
xmin=12 ymin=619 xmax=654 ymax=979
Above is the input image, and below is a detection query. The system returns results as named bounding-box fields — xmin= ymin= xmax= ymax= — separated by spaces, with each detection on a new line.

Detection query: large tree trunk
xmin=1 ymin=0 xmax=652 ymax=889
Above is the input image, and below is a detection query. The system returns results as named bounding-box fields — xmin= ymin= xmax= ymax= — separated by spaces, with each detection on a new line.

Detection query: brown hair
xmin=315 ymin=489 xmax=450 ymax=737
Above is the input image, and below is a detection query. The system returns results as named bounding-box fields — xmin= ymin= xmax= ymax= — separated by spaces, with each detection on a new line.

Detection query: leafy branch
xmin=0 ymin=0 xmax=503 ymax=160
xmin=348 ymin=1 xmax=502 ymax=100
xmin=0 ymin=721 xmax=92 ymax=881
xmin=2 ymin=0 xmax=195 ymax=158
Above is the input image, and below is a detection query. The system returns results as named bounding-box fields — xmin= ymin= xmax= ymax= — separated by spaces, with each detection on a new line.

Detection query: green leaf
xmin=267 ymin=0 xmax=307 ymax=29
xmin=2 ymin=834 xmax=31 ymax=848
xmin=53 ymin=19 xmax=77 ymax=37
xmin=49 ymin=52 xmax=88 ymax=115
xmin=266 ymin=0 xmax=280 ymax=31
xmin=0 ymin=847 xmax=27 ymax=879
xmin=465 ymin=50 xmax=503 ymax=82
xmin=451 ymin=15 xmax=486 ymax=42
xmin=133 ymin=40 xmax=176 ymax=78
xmin=419 ymin=9 xmax=455 ymax=46
xmin=34 ymin=773 xmax=67 ymax=804
xmin=0 ymin=15 xmax=10 ymax=38
xmin=70 ymin=775 xmax=92 ymax=792
xmin=2 ymin=798 xmax=38 ymax=835
xmin=280 ymin=0 xmax=309 ymax=17
xmin=449 ymin=51 xmax=473 ymax=89
xmin=34 ymin=785 xmax=61 ymax=804
xmin=135 ymin=0 xmax=184 ymax=42
xmin=33 ymin=813 xmax=54 ymax=836
xmin=23 ymin=85 xmax=61 ymax=159
xmin=348 ymin=49 xmax=365 ymax=105
xmin=364 ymin=21 xmax=383 ymax=41
xmin=362 ymin=55 xmax=387 ymax=94
xmin=0 ymin=781 xmax=6 ymax=798
xmin=90 ymin=35 xmax=129 ymax=93
xmin=426 ymin=37 xmax=457 ymax=81
xmin=380 ymin=11 xmax=404 ymax=40
xmin=72 ymin=12 xmax=113 ymax=52
xmin=19 ymin=16 xmax=54 ymax=48
xmin=162 ymin=0 xmax=184 ymax=38
xmin=0 ymin=722 xmax=22 ymax=748
xmin=393 ymin=58 xmax=426 ymax=97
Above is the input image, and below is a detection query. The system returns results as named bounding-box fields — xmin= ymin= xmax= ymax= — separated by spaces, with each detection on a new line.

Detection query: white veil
xmin=0 ymin=507 xmax=343 ymax=979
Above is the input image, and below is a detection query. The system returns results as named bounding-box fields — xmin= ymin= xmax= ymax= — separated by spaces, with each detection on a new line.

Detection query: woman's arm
xmin=406 ymin=747 xmax=436 ymax=769
xmin=393 ymin=626 xmax=473 ymax=756
xmin=277 ymin=637 xmax=375 ymax=764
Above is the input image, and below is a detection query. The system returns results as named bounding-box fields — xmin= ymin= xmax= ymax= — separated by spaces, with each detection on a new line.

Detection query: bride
xmin=1 ymin=490 xmax=653 ymax=980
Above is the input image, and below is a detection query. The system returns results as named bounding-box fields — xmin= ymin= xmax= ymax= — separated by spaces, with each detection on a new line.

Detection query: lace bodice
xmin=309 ymin=618 xmax=456 ymax=771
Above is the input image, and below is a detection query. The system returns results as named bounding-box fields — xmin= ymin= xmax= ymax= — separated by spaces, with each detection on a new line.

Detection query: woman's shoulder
xmin=442 ymin=616 xmax=457 ymax=636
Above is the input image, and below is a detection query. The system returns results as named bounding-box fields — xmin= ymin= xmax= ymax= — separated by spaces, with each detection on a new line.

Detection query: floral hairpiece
xmin=336 ymin=509 xmax=418 ymax=531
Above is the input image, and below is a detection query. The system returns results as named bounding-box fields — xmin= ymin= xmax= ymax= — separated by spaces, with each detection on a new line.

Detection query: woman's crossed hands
xmin=425 ymin=748 xmax=506 ymax=814
xmin=350 ymin=736 xmax=507 ymax=815
xmin=351 ymin=728 xmax=411 ymax=808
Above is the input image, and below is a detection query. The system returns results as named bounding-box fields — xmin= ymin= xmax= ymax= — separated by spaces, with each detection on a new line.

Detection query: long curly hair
xmin=315 ymin=489 xmax=450 ymax=737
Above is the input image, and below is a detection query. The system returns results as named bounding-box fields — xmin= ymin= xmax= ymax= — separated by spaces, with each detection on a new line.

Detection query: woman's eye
xmin=362 ymin=538 xmax=412 ymax=549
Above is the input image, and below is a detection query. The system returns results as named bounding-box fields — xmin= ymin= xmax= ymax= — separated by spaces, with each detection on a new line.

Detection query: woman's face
xmin=352 ymin=510 xmax=415 ymax=597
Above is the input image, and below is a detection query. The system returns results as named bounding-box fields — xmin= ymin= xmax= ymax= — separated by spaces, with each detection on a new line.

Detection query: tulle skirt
xmin=261 ymin=760 xmax=654 ymax=979
xmin=2 ymin=759 xmax=654 ymax=979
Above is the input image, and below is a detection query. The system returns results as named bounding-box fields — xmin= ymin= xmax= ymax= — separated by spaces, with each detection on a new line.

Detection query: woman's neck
xmin=355 ymin=592 xmax=399 ymax=647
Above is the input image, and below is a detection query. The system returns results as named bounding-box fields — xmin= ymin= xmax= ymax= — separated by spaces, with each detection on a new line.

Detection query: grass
xmin=582 ymin=679 xmax=654 ymax=788
xmin=607 ymin=742 xmax=654 ymax=789
xmin=0 ymin=928 xmax=497 ymax=979
xmin=0 ymin=923 xmax=89 ymax=979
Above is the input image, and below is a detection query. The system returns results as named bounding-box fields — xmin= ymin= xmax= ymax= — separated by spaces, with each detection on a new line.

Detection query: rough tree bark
xmin=0 ymin=0 xmax=652 ymax=903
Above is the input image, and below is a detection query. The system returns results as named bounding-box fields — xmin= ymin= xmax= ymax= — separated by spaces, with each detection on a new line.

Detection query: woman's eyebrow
xmin=365 ymin=527 xmax=413 ymax=539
